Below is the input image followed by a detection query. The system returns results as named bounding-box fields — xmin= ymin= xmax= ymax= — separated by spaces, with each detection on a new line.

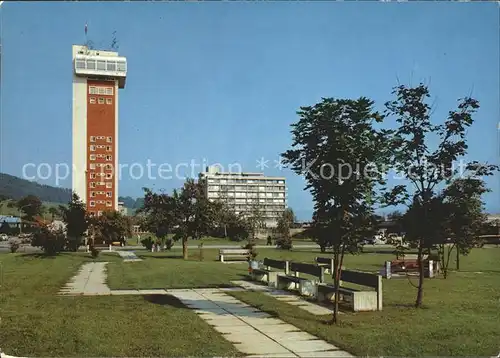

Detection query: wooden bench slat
xmin=341 ymin=270 xmax=380 ymax=289
xmin=290 ymin=262 xmax=323 ymax=278
xmin=263 ymin=258 xmax=288 ymax=270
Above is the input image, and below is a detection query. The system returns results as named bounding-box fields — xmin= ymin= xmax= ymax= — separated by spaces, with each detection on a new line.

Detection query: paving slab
xmin=239 ymin=317 xmax=285 ymax=326
xmin=246 ymin=354 xmax=297 ymax=358
xmin=266 ymin=331 xmax=319 ymax=342
xmin=110 ymin=290 xmax=140 ymax=295
xmin=234 ymin=340 xmax=291 ymax=355
xmin=138 ymin=289 xmax=168 ymax=295
xmin=254 ymin=324 xmax=302 ymax=334
xmin=298 ymin=351 xmax=353 ymax=357
xmin=280 ymin=340 xmax=339 ymax=353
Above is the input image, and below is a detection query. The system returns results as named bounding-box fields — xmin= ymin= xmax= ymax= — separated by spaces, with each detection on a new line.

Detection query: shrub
xmin=90 ymin=246 xmax=99 ymax=258
xmin=276 ymin=237 xmax=293 ymax=250
xmin=31 ymin=228 xmax=66 ymax=255
xmin=9 ymin=240 xmax=20 ymax=253
xmin=140 ymin=236 xmax=155 ymax=250
xmin=242 ymin=243 xmax=258 ymax=260
xmin=66 ymin=236 xmax=83 ymax=252
xmin=165 ymin=238 xmax=174 ymax=250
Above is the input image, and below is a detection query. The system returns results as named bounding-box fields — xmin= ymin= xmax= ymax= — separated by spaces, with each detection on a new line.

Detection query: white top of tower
xmin=72 ymin=44 xmax=127 ymax=88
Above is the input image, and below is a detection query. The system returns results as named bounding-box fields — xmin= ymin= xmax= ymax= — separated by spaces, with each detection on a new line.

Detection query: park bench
xmin=218 ymin=249 xmax=250 ymax=263
xmin=315 ymin=257 xmax=334 ymax=274
xmin=251 ymin=258 xmax=289 ymax=287
xmin=383 ymin=254 xmax=439 ymax=278
xmin=317 ymin=270 xmax=382 ymax=312
xmin=277 ymin=262 xmax=325 ymax=297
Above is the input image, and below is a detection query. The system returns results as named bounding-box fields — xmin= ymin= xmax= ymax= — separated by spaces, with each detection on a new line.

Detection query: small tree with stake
xmin=439 ymin=177 xmax=490 ymax=277
xmin=383 ymin=83 xmax=498 ymax=307
xmin=282 ymin=97 xmax=391 ymax=324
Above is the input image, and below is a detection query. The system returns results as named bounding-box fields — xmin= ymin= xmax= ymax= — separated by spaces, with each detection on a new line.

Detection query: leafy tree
xmin=139 ymin=188 xmax=178 ymax=248
xmin=17 ymin=195 xmax=43 ymax=220
xmin=282 ymin=97 xmax=390 ymax=324
xmin=276 ymin=208 xmax=295 ymax=250
xmin=171 ymin=179 xmax=215 ymax=259
xmin=226 ymin=212 xmax=251 ymax=242
xmin=0 ymin=220 xmax=11 ymax=235
xmin=246 ymin=199 xmax=265 ymax=241
xmin=59 ymin=193 xmax=88 ymax=251
xmin=387 ymin=211 xmax=403 ymax=221
xmin=47 ymin=206 xmax=61 ymax=221
xmin=383 ymin=84 xmax=498 ymax=307
xmin=439 ymin=177 xmax=489 ymax=276
xmin=90 ymin=211 xmax=131 ymax=245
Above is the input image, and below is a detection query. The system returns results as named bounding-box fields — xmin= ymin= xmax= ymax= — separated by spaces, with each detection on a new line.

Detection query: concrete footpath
xmin=58 ymin=262 xmax=353 ymax=357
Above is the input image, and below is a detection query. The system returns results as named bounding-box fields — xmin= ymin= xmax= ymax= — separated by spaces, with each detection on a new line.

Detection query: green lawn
xmin=0 ymin=252 xmax=240 ymax=357
xmin=107 ymin=247 xmax=500 ymax=356
xmin=1 ymin=247 xmax=499 ymax=356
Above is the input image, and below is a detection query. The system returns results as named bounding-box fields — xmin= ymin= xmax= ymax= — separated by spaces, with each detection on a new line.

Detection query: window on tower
xmin=90 ymin=145 xmax=96 ymax=151
xmin=86 ymin=60 xmax=96 ymax=70
xmin=97 ymin=60 xmax=106 ymax=70
xmin=107 ymin=136 xmax=112 ymax=143
xmin=89 ymin=97 xmax=96 ymax=104
xmin=90 ymin=136 xmax=96 ymax=142
xmin=90 ymin=182 xmax=96 ymax=188
xmin=106 ymin=62 xmax=116 ymax=71
xmin=106 ymin=98 xmax=112 ymax=105
xmin=76 ymin=59 xmax=85 ymax=69
xmin=90 ymin=201 xmax=96 ymax=207
xmin=106 ymin=146 xmax=112 ymax=152
xmin=98 ymin=97 xmax=105 ymax=104
xmin=106 ymin=201 xmax=112 ymax=207
xmin=106 ymin=182 xmax=112 ymax=189
xmin=89 ymin=87 xmax=97 ymax=95
xmin=90 ymin=173 xmax=96 ymax=179
xmin=105 ymin=87 xmax=114 ymax=95
xmin=106 ymin=155 xmax=112 ymax=161
xmin=106 ymin=173 xmax=112 ymax=179
xmin=106 ymin=192 xmax=112 ymax=198
xmin=90 ymin=154 xmax=96 ymax=161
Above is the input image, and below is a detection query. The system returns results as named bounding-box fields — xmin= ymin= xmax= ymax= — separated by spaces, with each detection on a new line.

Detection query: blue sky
xmin=1 ymin=2 xmax=499 ymax=220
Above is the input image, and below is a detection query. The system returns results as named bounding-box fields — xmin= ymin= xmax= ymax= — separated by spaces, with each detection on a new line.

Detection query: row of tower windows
xmin=89 ymin=86 xmax=114 ymax=95
xmin=89 ymin=163 xmax=113 ymax=170
xmin=89 ymin=181 xmax=113 ymax=188
xmin=89 ymin=172 xmax=113 ymax=179
xmin=90 ymin=136 xmax=112 ymax=143
xmin=89 ymin=97 xmax=112 ymax=105
xmin=90 ymin=191 xmax=113 ymax=198
xmin=90 ymin=154 xmax=113 ymax=161
xmin=89 ymin=200 xmax=113 ymax=208
xmin=90 ymin=145 xmax=112 ymax=152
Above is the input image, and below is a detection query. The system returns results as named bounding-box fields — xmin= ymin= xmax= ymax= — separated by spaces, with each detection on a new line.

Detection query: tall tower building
xmin=72 ymin=45 xmax=127 ymax=217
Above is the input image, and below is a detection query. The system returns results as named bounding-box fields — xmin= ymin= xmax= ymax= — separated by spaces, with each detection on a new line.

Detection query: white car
xmin=0 ymin=234 xmax=8 ymax=241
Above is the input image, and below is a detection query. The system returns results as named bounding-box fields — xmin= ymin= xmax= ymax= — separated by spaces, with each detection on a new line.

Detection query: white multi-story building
xmin=200 ymin=166 xmax=287 ymax=228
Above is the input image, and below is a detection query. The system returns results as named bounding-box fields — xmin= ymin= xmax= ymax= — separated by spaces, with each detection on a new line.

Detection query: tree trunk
xmin=331 ymin=245 xmax=345 ymax=325
xmin=456 ymin=246 xmax=460 ymax=270
xmin=182 ymin=237 xmax=188 ymax=259
xmin=415 ymin=240 xmax=424 ymax=308
xmin=224 ymin=224 xmax=227 ymax=238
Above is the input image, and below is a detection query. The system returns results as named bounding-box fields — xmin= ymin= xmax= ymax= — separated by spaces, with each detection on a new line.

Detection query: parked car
xmin=0 ymin=234 xmax=8 ymax=241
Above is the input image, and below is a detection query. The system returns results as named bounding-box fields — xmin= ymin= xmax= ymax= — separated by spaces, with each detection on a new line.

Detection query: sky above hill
xmin=1 ymin=2 xmax=499 ymax=220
